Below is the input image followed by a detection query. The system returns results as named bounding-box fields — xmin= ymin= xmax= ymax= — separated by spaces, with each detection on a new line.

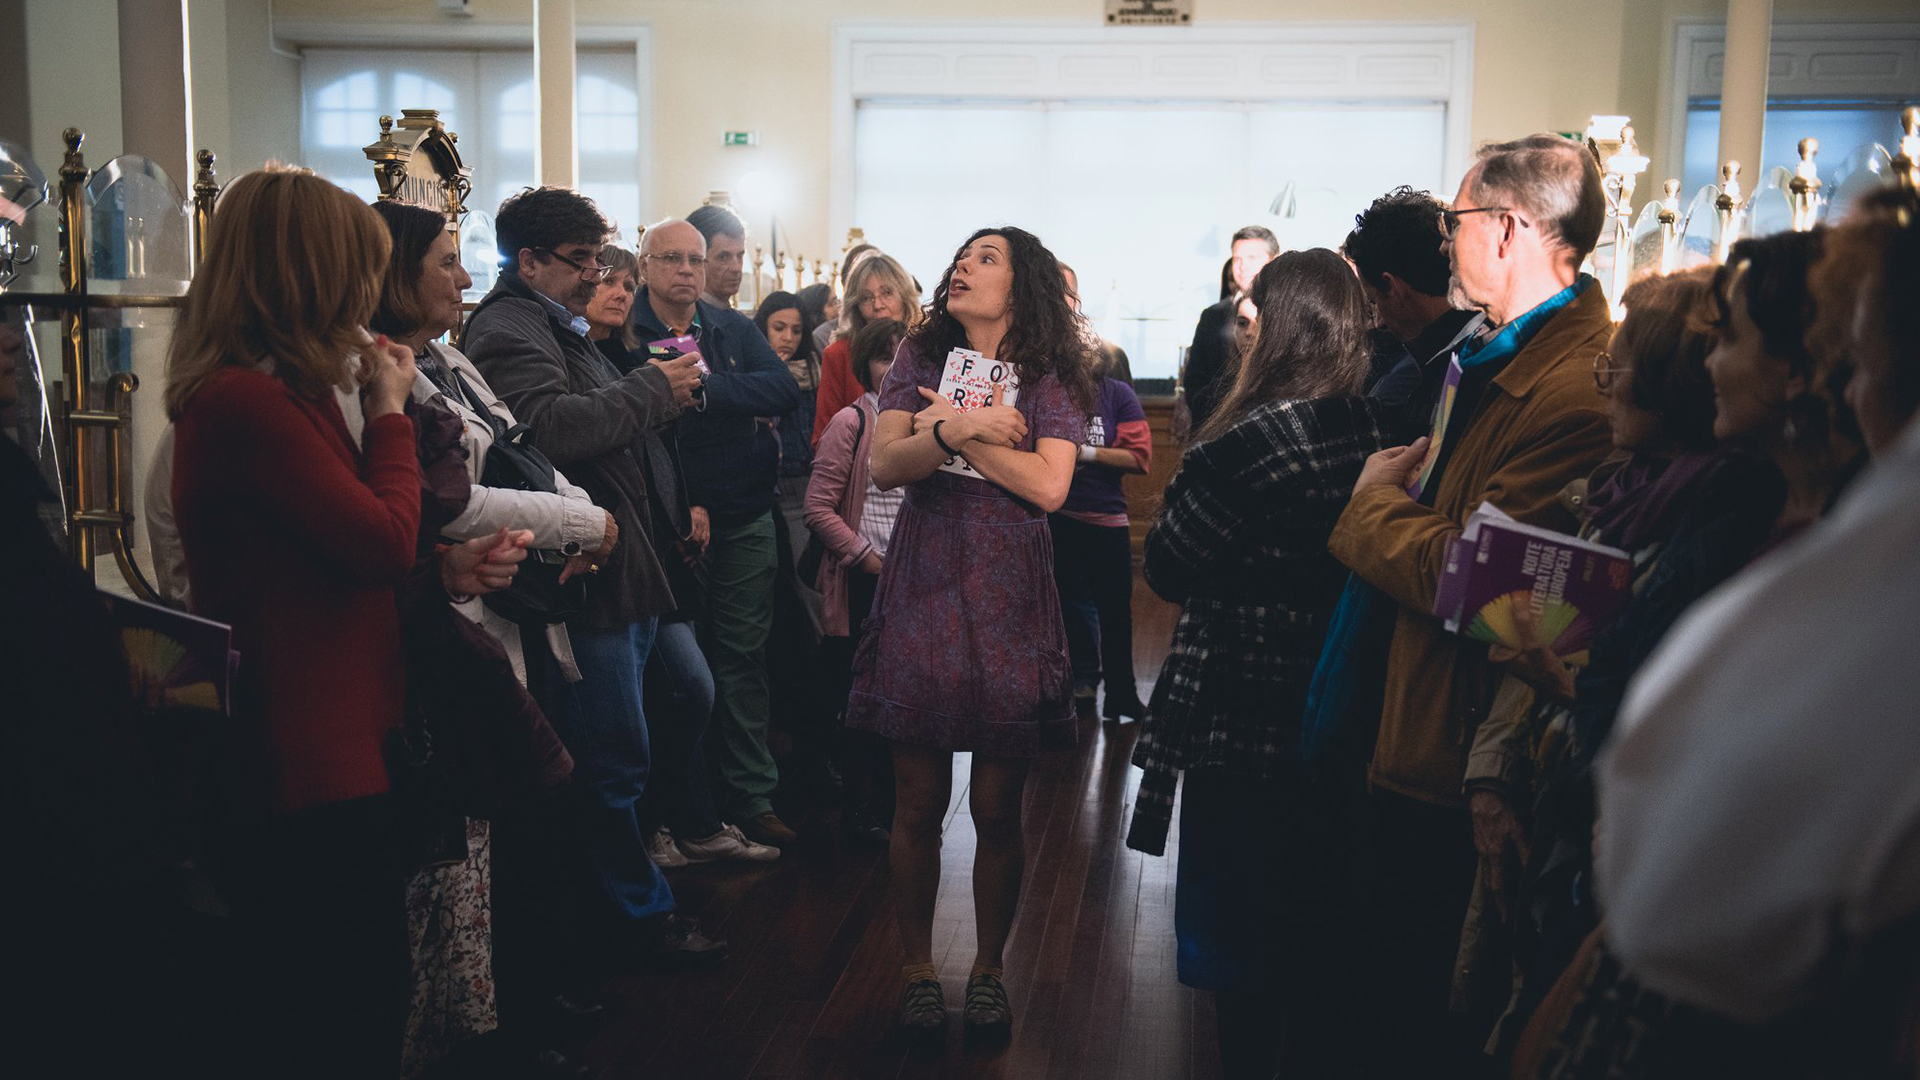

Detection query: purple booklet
xmin=1432 ymin=502 xmax=1633 ymax=656
xmin=647 ymin=334 xmax=707 ymax=374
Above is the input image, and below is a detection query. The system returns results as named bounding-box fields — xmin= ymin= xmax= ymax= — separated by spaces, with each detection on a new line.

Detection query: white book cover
xmin=934 ymin=346 xmax=1020 ymax=478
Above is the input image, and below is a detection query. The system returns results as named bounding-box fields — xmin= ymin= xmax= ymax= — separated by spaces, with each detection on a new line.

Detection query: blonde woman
xmin=811 ymin=252 xmax=921 ymax=447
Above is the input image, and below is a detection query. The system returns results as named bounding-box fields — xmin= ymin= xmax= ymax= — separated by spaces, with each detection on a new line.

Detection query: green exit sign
xmin=722 ymin=131 xmax=759 ymax=147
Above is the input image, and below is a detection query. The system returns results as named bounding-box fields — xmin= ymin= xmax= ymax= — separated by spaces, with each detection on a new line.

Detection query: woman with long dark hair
xmin=849 ymin=226 xmax=1091 ymax=1036
xmin=1129 ymin=248 xmax=1400 ymax=1079
xmin=753 ymin=289 xmax=821 ymax=549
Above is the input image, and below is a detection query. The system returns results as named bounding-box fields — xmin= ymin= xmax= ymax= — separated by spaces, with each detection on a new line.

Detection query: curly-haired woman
xmin=849 ymin=226 xmax=1092 ymax=1036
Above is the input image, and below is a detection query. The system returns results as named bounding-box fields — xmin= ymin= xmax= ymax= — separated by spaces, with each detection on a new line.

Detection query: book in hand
xmin=934 ymin=346 xmax=1020 ymax=479
xmin=647 ymin=334 xmax=708 ymax=374
xmin=101 ymin=591 xmax=239 ymax=716
xmin=1431 ymin=501 xmax=1633 ymax=656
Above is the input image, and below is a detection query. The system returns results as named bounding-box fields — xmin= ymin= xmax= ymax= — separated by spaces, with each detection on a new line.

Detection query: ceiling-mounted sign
xmin=1106 ymin=0 xmax=1192 ymax=25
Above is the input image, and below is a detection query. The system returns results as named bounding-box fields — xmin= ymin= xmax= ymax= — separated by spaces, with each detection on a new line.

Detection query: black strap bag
xmin=449 ymin=368 xmax=586 ymax=625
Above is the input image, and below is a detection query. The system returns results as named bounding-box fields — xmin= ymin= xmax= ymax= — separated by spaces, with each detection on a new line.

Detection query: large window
xmin=301 ymin=49 xmax=644 ymax=247
xmin=854 ymin=101 xmax=1447 ymax=380
xmin=1667 ymin=23 xmax=1919 ymax=206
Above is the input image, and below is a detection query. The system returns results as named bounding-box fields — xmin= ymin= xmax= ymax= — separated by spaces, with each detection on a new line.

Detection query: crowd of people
xmin=3 ymin=124 xmax=1916 ymax=1080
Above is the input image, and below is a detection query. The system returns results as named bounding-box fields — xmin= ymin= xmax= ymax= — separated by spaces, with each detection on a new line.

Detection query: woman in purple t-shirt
xmin=849 ymin=226 xmax=1093 ymax=1037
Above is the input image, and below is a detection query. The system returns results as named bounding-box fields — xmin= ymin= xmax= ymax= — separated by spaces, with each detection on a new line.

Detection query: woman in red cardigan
xmin=166 ymin=167 xmax=520 ymax=1078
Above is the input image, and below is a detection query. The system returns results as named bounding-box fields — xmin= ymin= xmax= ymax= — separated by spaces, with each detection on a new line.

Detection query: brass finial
xmin=843 ymin=227 xmax=865 ymax=255
xmin=194 ymin=149 xmax=219 ymax=198
xmin=60 ymin=128 xmax=86 ymax=183
xmin=1790 ymin=140 xmax=1823 ymax=231
xmin=1895 ymin=107 xmax=1920 ymax=193
xmin=378 ymin=115 xmax=395 ymax=140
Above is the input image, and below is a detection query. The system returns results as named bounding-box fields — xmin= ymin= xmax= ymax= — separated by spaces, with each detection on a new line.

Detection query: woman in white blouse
xmin=370 ymin=201 xmax=615 ymax=682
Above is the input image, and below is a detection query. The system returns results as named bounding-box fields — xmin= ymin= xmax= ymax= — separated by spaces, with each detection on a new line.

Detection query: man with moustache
xmin=463 ymin=186 xmax=720 ymax=962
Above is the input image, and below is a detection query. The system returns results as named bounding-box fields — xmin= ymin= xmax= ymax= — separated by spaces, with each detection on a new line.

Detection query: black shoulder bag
xmin=448 ymin=367 xmax=586 ymax=624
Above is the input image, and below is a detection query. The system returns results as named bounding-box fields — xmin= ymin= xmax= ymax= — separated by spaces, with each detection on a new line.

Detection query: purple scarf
xmin=1585 ymin=450 xmax=1723 ymax=551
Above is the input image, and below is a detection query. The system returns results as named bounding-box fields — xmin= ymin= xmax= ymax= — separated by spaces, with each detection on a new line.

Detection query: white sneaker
xmin=677 ymin=823 xmax=781 ymax=864
xmin=647 ymin=827 xmax=688 ymax=869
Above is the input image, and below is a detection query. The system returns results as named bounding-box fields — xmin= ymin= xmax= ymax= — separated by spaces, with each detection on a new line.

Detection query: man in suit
xmin=1179 ymin=225 xmax=1276 ymax=436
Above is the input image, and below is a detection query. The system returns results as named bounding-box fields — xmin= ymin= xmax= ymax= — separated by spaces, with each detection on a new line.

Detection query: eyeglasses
xmin=1439 ymin=206 xmax=1532 ymax=239
xmin=1592 ymin=351 xmax=1630 ymax=391
xmin=645 ymin=252 xmax=708 ymax=269
xmin=538 ymin=248 xmax=612 ymax=281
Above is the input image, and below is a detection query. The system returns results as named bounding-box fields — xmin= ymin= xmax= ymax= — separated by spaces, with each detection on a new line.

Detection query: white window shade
xmin=854 ymin=101 xmax=1447 ymax=379
xmin=301 ymin=49 xmax=643 ymax=249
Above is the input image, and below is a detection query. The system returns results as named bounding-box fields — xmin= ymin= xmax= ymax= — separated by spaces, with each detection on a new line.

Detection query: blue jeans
xmin=552 ymin=619 xmax=674 ymax=921
xmin=640 ymin=619 xmax=722 ymax=840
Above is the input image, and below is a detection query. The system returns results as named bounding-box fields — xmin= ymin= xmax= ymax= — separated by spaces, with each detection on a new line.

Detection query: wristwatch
xmin=562 ymin=540 xmax=583 ymax=557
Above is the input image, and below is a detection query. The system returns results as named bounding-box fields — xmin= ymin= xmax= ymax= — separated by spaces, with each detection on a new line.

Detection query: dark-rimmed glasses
xmin=538 ymin=248 xmax=612 ymax=281
xmin=1592 ymin=351 xmax=1629 ymax=391
xmin=1439 ymin=206 xmax=1532 ymax=239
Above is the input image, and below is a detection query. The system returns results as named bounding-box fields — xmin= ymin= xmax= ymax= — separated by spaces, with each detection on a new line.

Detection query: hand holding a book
xmin=915 ymin=384 xmax=1028 ymax=448
xmin=647 ymin=353 xmax=704 ymax=409
xmin=1487 ymin=599 xmax=1578 ymax=704
xmin=1353 ymin=436 xmax=1430 ymax=492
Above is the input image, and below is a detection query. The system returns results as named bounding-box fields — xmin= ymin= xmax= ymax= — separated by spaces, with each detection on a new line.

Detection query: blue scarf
xmin=1300 ymin=276 xmax=1595 ymax=764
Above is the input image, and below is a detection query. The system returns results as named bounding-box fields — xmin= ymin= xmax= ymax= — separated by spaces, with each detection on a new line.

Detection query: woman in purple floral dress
xmin=847 ymin=226 xmax=1094 ymax=1036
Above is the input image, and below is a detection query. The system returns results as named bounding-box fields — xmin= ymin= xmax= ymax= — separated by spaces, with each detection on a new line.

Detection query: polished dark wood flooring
xmin=583 ymin=580 xmax=1200 ymax=1080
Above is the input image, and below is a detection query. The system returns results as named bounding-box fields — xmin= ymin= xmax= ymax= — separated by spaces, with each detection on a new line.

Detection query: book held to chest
xmin=935 ymin=347 xmax=1020 ymax=479
xmin=1432 ymin=501 xmax=1634 ymax=656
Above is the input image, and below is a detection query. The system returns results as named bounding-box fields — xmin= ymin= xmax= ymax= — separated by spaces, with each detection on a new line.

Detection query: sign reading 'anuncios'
xmin=362 ymin=109 xmax=473 ymax=225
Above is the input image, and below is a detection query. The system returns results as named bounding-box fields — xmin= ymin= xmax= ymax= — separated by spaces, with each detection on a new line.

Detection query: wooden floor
xmin=582 ymin=581 xmax=1197 ymax=1080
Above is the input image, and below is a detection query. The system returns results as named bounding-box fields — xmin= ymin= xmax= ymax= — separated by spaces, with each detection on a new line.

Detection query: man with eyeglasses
xmin=632 ymin=218 xmax=803 ymax=849
xmin=1303 ymin=135 xmax=1616 ymax=1074
xmin=463 ymin=187 xmax=723 ymax=972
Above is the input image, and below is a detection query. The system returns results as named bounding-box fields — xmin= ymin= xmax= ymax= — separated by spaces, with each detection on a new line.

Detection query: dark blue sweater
xmin=628 ymin=289 xmax=800 ymax=526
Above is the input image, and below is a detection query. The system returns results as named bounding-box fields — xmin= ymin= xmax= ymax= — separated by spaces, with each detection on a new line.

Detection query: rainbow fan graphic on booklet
xmin=1432 ymin=502 xmax=1633 ymax=656
xmin=102 ymin=592 xmax=238 ymax=716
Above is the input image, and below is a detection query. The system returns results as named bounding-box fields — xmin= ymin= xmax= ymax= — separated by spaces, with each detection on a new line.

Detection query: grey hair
xmin=1469 ymin=134 xmax=1606 ymax=263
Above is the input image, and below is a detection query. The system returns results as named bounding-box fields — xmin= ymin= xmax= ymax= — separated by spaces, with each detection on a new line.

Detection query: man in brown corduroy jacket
xmin=1329 ymin=134 xmax=1615 ymax=1073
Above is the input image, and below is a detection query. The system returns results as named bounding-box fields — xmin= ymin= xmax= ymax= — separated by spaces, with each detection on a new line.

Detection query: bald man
xmin=631 ymin=219 xmax=803 ymax=848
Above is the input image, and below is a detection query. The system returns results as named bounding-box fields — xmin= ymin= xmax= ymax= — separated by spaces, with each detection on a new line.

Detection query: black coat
xmin=463 ymin=274 xmax=683 ymax=628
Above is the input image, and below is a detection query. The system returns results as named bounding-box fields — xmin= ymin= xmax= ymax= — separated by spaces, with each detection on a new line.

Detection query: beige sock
xmin=904 ymin=962 xmax=937 ymax=985
xmin=969 ymin=963 xmax=1004 ymax=980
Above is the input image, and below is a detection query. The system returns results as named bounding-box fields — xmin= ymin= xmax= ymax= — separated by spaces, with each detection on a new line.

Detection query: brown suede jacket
xmin=1328 ymin=284 xmax=1614 ymax=808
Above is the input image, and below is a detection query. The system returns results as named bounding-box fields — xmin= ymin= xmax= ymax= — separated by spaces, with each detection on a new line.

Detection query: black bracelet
xmin=932 ymin=419 xmax=959 ymax=455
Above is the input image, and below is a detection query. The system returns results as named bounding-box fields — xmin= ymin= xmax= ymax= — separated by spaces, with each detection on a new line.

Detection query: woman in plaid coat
xmin=1127 ymin=249 xmax=1404 ymax=1080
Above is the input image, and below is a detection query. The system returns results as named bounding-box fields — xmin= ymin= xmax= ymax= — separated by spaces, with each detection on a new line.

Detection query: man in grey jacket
xmin=463 ymin=186 xmax=715 ymax=962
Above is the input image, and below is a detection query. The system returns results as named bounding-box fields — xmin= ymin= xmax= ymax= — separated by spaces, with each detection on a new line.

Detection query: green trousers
xmin=702 ymin=509 xmax=779 ymax=817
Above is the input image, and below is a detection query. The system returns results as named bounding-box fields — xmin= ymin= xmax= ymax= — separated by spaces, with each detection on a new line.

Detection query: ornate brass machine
xmin=0 ymin=131 xmax=220 ymax=602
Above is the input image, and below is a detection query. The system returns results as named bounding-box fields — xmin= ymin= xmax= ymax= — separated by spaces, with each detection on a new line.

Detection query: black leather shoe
xmin=1102 ymin=693 xmax=1148 ymax=722
xmin=547 ymin=991 xmax=604 ymax=1019
xmin=628 ymin=914 xmax=729 ymax=968
xmin=840 ymin=807 xmax=890 ymax=850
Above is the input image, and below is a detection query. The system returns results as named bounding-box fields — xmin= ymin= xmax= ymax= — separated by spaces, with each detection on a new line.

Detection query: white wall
xmin=261 ymin=0 xmax=1917 ymax=259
